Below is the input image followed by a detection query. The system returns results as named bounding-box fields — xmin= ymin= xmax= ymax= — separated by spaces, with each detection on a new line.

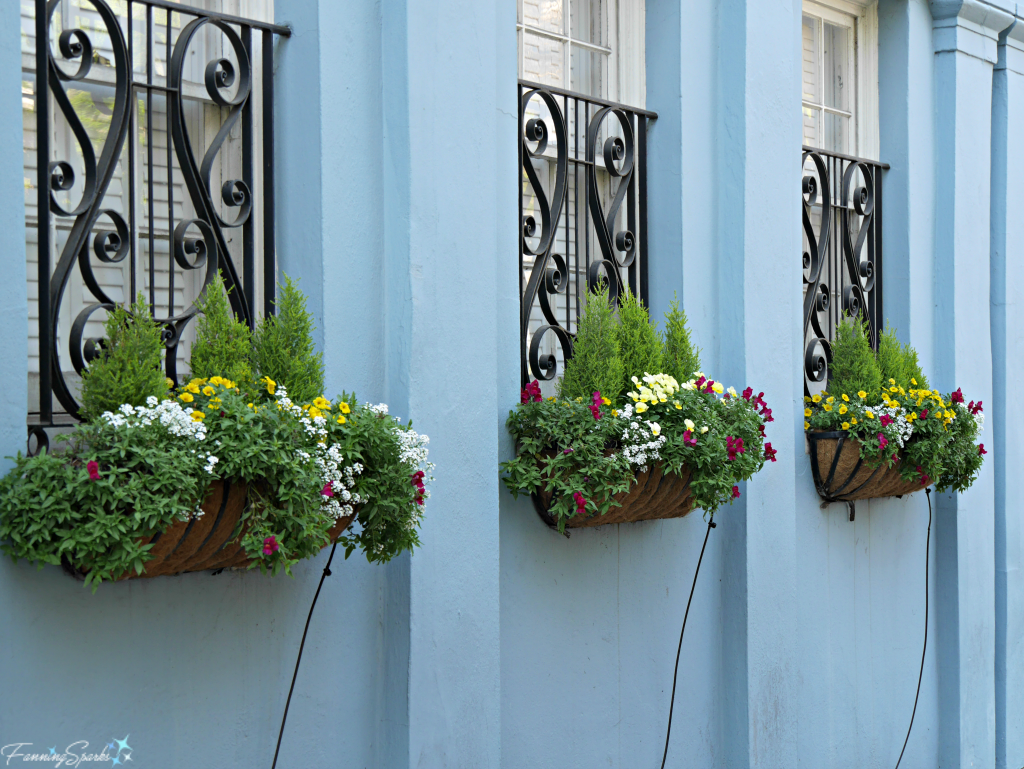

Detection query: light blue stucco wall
xmin=2 ymin=0 xmax=1024 ymax=767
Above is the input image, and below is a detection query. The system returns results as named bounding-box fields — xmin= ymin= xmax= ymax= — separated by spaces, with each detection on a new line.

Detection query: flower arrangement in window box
xmin=502 ymin=289 xmax=775 ymax=530
xmin=805 ymin=318 xmax=985 ymax=502
xmin=0 ymin=276 xmax=432 ymax=589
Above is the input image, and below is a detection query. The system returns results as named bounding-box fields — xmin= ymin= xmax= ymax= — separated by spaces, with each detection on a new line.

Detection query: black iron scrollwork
xmin=520 ymin=87 xmax=572 ymax=383
xmin=39 ymin=0 xmax=261 ymax=419
xmin=586 ymin=106 xmax=635 ymax=303
xmin=802 ymin=148 xmax=882 ymax=396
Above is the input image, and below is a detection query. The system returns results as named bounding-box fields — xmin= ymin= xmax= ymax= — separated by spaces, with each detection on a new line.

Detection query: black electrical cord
xmin=660 ymin=518 xmax=716 ymax=769
xmin=271 ymin=539 xmax=340 ymax=769
xmin=892 ymin=487 xmax=932 ymax=769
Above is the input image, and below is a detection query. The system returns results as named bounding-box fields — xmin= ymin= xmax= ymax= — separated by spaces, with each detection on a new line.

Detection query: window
xmin=517 ymin=0 xmax=645 ymax=106
xmin=25 ymin=0 xmax=281 ymax=438
xmin=517 ymin=0 xmax=651 ymax=390
xmin=802 ymin=0 xmax=878 ymax=159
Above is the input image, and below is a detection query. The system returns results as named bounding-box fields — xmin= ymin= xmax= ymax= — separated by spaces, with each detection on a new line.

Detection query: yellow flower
xmin=191 ymin=410 xmax=205 ymax=422
xmin=827 ymin=396 xmax=835 ymax=404
xmin=674 ymin=401 xmax=682 ymax=410
xmin=247 ymin=402 xmax=254 ymax=410
xmin=202 ymin=386 xmax=215 ymax=397
xmin=179 ymin=392 xmax=194 ymax=403
xmin=337 ymin=414 xmax=347 ymax=424
xmin=891 ymin=400 xmax=900 ymax=409
xmin=602 ymin=397 xmax=611 ymax=406
xmin=308 ymin=407 xmax=323 ymax=419
xmin=313 ymin=396 xmax=332 ymax=411
xmin=209 ymin=376 xmax=224 ymax=386
xmin=812 ymin=394 xmax=822 ymax=403
xmin=889 ymin=378 xmax=896 ymax=386
xmin=262 ymin=376 xmax=276 ymax=395
xmin=684 ymin=419 xmax=695 ymax=431
xmin=712 ymin=382 xmax=724 ymax=394
xmin=857 ymin=390 xmax=867 ymax=399
xmin=890 ymin=386 xmax=899 ymax=393
xmin=209 ymin=397 xmax=222 ymax=407
xmin=804 ymin=396 xmax=812 ymax=403
xmin=842 ymin=394 xmax=850 ymax=402
xmin=911 ymin=378 xmax=918 ymax=385
xmin=804 ymin=408 xmax=812 ymax=417
xmin=340 ymin=402 xmax=352 ymax=414
xmin=701 ymin=426 xmax=708 ymax=434
xmin=804 ymin=421 xmax=811 ymax=430
xmin=866 ymin=410 xmax=875 ymax=419
xmin=224 ymin=380 xmax=236 ymax=390
xmin=838 ymin=404 xmax=848 ymax=415
xmin=611 ymin=409 xmax=618 ymax=417
xmin=636 ymin=403 xmax=649 ymax=414
xmin=842 ymin=422 xmax=850 ymax=430
xmin=850 ymin=417 xmax=858 ymax=425
xmin=823 ymin=404 xmax=833 ymax=412
xmin=908 ymin=412 xmax=917 ymax=421
xmin=547 ymin=397 xmax=556 ymax=401
xmin=186 ymin=383 xmax=200 ymax=394
xmin=165 ymin=377 xmax=174 ymax=389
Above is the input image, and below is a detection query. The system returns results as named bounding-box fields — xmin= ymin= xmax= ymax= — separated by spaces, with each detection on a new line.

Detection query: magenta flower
xmin=704 ymin=380 xmax=716 ymax=394
xmin=563 ymin=447 xmax=574 ymax=455
xmin=732 ymin=485 xmax=741 ymax=499
xmin=589 ymin=404 xmax=602 ymax=420
xmin=263 ymin=536 xmax=279 ymax=556
xmin=726 ymin=436 xmax=745 ymax=461
xmin=951 ymin=388 xmax=964 ymax=404
xmin=880 ymin=415 xmax=894 ymax=428
xmin=321 ymin=483 xmax=334 ymax=498
xmin=878 ymin=433 xmax=888 ymax=450
xmin=411 ymin=470 xmax=426 ymax=505
xmin=742 ymin=387 xmax=754 ymax=401
xmin=757 ymin=424 xmax=766 ymax=437
xmin=979 ymin=444 xmax=987 ymax=456
xmin=694 ymin=376 xmax=706 ymax=389
xmin=86 ymin=460 xmax=100 ymax=481
xmin=521 ymin=380 xmax=543 ymax=404
xmin=916 ymin=466 xmax=931 ymax=487
xmin=572 ymin=491 xmax=587 ymax=514
xmin=683 ymin=430 xmax=697 ymax=448
xmin=919 ymin=410 xmax=928 ymax=420
xmin=968 ymin=400 xmax=983 ymax=415
xmin=764 ymin=443 xmax=777 ymax=462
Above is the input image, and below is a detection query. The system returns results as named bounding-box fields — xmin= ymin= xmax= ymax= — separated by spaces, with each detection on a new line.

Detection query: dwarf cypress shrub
xmin=662 ymin=294 xmax=701 ymax=384
xmin=877 ymin=323 xmax=930 ymax=391
xmin=252 ymin=275 xmax=325 ymax=405
xmin=828 ymin=315 xmax=882 ymax=401
xmin=617 ymin=289 xmax=662 ymax=396
xmin=558 ymin=285 xmax=623 ymax=403
xmin=189 ymin=273 xmax=253 ymax=388
xmin=79 ymin=294 xmax=169 ymax=419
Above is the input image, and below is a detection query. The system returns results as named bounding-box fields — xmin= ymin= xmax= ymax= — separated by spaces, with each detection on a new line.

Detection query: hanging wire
xmin=271 ymin=540 xmax=341 ymax=769
xmin=893 ymin=487 xmax=932 ymax=769
xmin=660 ymin=517 xmax=716 ymax=769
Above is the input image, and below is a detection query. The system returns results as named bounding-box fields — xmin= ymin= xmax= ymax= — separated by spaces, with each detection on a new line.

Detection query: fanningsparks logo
xmin=1 ymin=735 xmax=133 ymax=767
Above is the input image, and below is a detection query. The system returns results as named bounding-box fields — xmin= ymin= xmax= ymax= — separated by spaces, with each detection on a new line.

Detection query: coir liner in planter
xmin=808 ymin=431 xmax=923 ymax=502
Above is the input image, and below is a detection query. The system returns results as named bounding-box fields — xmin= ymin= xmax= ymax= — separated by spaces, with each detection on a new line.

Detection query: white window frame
xmin=802 ymin=0 xmax=878 ymax=160
xmin=517 ymin=0 xmax=646 ymax=107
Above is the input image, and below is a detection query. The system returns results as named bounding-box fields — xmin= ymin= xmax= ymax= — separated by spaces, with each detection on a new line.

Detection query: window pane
xmin=524 ymin=32 xmax=565 ymax=87
xmin=824 ymin=111 xmax=850 ymax=154
xmin=570 ymin=45 xmax=607 ymax=97
xmin=802 ymin=15 xmax=819 ymax=103
xmin=803 ymin=106 xmax=820 ymax=149
xmin=522 ymin=0 xmax=564 ymax=35
xmin=823 ymin=22 xmax=849 ymax=112
xmin=570 ymin=0 xmax=604 ymax=46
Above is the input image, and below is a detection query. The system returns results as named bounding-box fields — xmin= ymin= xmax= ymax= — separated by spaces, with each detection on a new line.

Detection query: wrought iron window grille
xmin=802 ymin=146 xmax=888 ymax=396
xmin=29 ymin=0 xmax=288 ymax=452
xmin=519 ymin=80 xmax=656 ymax=389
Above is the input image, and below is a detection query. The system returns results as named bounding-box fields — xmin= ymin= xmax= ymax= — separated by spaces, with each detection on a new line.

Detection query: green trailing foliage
xmin=252 ymin=275 xmax=325 ymax=405
xmin=662 ymin=294 xmax=701 ymax=384
xmin=558 ymin=284 xmax=624 ymax=403
xmin=189 ymin=272 xmax=253 ymax=391
xmin=617 ymin=289 xmax=663 ymax=397
xmin=79 ymin=294 xmax=170 ymax=420
xmin=827 ymin=315 xmax=882 ymax=403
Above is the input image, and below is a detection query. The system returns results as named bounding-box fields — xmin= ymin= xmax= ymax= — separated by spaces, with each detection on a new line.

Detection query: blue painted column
xmin=714 ymin=2 xmax=802 ymax=767
xmin=990 ymin=13 xmax=1024 ymax=769
xmin=930 ymin=1 xmax=1011 ymax=766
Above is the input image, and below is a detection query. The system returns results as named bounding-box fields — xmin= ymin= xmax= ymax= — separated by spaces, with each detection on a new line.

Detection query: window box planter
xmin=807 ymin=431 xmax=921 ymax=503
xmin=532 ymin=461 xmax=694 ymax=528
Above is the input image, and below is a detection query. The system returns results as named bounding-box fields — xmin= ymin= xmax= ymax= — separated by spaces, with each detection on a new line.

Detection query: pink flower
xmin=979 ymin=444 xmax=987 ymax=456
xmin=951 ymin=388 xmax=964 ymax=404
xmin=726 ymin=436 xmax=745 ymax=461
xmin=321 ymin=483 xmax=334 ymax=497
xmin=764 ymin=443 xmax=777 ymax=462
xmin=563 ymin=447 xmax=574 ymax=455
xmin=742 ymin=387 xmax=753 ymax=401
xmin=521 ymin=380 xmax=542 ymax=404
xmin=694 ymin=376 xmax=706 ymax=390
xmin=916 ymin=466 xmax=931 ymax=487
xmin=86 ymin=460 xmax=100 ymax=481
xmin=919 ymin=410 xmax=928 ymax=420
xmin=757 ymin=424 xmax=766 ymax=437
xmin=411 ymin=471 xmax=426 ymax=505
xmin=732 ymin=485 xmax=741 ymax=499
xmin=704 ymin=380 xmax=715 ymax=394
xmin=263 ymin=536 xmax=279 ymax=556
xmin=878 ymin=433 xmax=888 ymax=450
xmin=683 ymin=430 xmax=697 ymax=447
xmin=592 ymin=391 xmax=603 ymax=407
xmin=880 ymin=415 xmax=894 ymax=428
xmin=572 ymin=491 xmax=587 ymax=514
xmin=589 ymin=404 xmax=602 ymax=420
xmin=969 ymin=400 xmax=983 ymax=415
